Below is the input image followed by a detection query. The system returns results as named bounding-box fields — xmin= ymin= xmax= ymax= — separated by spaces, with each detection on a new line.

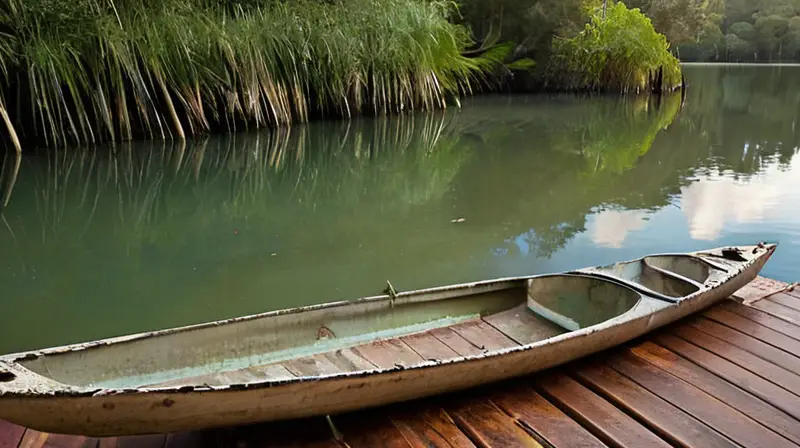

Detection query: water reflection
xmin=2 ymin=65 xmax=800 ymax=353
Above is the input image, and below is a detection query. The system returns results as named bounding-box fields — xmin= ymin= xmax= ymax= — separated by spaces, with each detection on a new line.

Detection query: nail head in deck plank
xmin=400 ymin=332 xmax=459 ymax=361
xmin=704 ymin=307 xmax=800 ymax=357
xmin=688 ymin=317 xmax=800 ymax=373
xmin=450 ymin=320 xmax=518 ymax=352
xmin=536 ymin=373 xmax=671 ymax=448
xmin=609 ymin=349 xmax=795 ymax=448
xmin=388 ymin=408 xmax=476 ymax=448
xmin=654 ymin=332 xmax=800 ymax=420
xmin=352 ymin=339 xmax=425 ymax=369
xmin=490 ymin=384 xmax=607 ymax=447
xmin=447 ymin=400 xmax=543 ymax=448
xmin=719 ymin=302 xmax=800 ymax=341
xmin=630 ymin=340 xmax=800 ymax=445
xmin=751 ymin=299 xmax=800 ymax=324
xmin=429 ymin=328 xmax=483 ymax=357
xmin=573 ymin=362 xmax=737 ymax=448
xmin=0 ymin=420 xmax=26 ymax=448
xmin=481 ymin=305 xmax=565 ymax=345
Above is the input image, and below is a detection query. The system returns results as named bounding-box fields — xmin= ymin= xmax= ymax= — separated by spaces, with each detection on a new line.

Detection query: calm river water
xmin=1 ymin=64 xmax=799 ymax=354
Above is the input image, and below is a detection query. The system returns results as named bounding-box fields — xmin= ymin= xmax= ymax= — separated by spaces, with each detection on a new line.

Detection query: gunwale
xmin=0 ymin=244 xmax=776 ymax=400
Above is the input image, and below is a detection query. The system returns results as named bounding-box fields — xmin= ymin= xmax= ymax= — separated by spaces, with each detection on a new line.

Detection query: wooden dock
xmin=3 ymin=276 xmax=800 ymax=448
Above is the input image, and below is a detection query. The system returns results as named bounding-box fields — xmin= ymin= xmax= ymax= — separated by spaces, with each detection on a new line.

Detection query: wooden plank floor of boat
xmin=3 ymin=275 xmax=799 ymax=448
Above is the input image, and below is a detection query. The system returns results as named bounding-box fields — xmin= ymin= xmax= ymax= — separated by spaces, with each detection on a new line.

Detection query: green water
xmin=2 ymin=64 xmax=799 ymax=354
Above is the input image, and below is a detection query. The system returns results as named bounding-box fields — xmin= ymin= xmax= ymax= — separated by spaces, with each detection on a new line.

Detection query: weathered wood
xmin=39 ymin=434 xmax=92 ymax=448
xmin=246 ymin=363 xmax=298 ymax=381
xmin=0 ymin=420 xmax=26 ymax=448
xmin=400 ymin=332 xmax=459 ymax=361
xmin=336 ymin=413 xmax=411 ymax=448
xmin=285 ymin=355 xmax=344 ymax=377
xmin=490 ymin=384 xmax=606 ymax=447
xmin=703 ymin=307 xmax=800 ymax=356
xmin=537 ymin=373 xmax=671 ymax=448
xmin=573 ymin=362 xmax=736 ymax=448
xmin=687 ymin=317 xmax=800 ymax=373
xmin=718 ymin=302 xmax=800 ymax=341
xmin=751 ymin=298 xmax=800 ymax=324
xmin=481 ymin=305 xmax=564 ymax=345
xmin=609 ymin=349 xmax=794 ymax=447
xmin=450 ymin=320 xmax=519 ymax=352
xmin=388 ymin=408 xmax=476 ymax=448
xmin=656 ymin=331 xmax=800 ymax=415
xmin=447 ymin=400 xmax=544 ymax=448
xmin=237 ymin=418 xmax=343 ymax=448
xmin=629 ymin=341 xmax=800 ymax=445
xmin=768 ymin=293 xmax=800 ymax=312
xmin=18 ymin=430 xmax=50 ymax=448
xmin=429 ymin=328 xmax=483 ymax=357
xmin=733 ymin=276 xmax=790 ymax=303
xmin=323 ymin=349 xmax=376 ymax=372
xmin=352 ymin=339 xmax=425 ymax=369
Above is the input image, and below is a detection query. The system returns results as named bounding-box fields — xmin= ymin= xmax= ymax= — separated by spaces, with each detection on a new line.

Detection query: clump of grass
xmin=0 ymin=0 xmax=504 ymax=147
xmin=548 ymin=2 xmax=682 ymax=93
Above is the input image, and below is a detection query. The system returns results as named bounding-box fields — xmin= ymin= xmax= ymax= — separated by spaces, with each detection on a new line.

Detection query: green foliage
xmin=0 ymin=0 xmax=505 ymax=147
xmin=550 ymin=2 xmax=682 ymax=92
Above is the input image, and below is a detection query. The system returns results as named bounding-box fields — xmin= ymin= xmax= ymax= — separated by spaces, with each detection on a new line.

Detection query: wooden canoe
xmin=0 ymin=243 xmax=777 ymax=436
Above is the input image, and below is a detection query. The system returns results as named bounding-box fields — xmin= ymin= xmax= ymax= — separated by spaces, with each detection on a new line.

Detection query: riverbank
xmin=0 ymin=0 xmax=684 ymax=152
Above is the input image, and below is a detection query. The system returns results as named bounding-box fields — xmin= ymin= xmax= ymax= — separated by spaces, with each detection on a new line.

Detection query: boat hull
xmin=0 ymin=245 xmax=773 ymax=436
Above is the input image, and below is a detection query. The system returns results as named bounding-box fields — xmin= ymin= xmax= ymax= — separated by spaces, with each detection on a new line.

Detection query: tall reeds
xmin=0 ymin=0 xmax=503 ymax=148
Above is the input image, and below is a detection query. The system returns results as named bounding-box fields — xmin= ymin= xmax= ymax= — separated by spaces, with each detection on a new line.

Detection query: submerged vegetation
xmin=0 ymin=0 xmax=507 ymax=148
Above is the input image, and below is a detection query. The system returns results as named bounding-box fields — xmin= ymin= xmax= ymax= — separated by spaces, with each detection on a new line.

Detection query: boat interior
xmin=4 ymin=252 xmax=734 ymax=392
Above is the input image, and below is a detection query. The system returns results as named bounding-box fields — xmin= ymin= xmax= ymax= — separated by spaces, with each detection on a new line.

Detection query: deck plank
xmin=115 ymin=435 xmax=167 ymax=448
xmin=400 ymin=332 xmax=460 ymax=361
xmin=609 ymin=349 xmax=795 ymax=448
xmin=40 ymin=434 xmax=92 ymax=448
xmin=536 ymin=373 xmax=671 ymax=448
xmin=163 ymin=432 xmax=204 ymax=448
xmin=18 ymin=430 xmax=50 ymax=448
xmin=429 ymin=328 xmax=483 ymax=357
xmin=388 ymin=408 xmax=476 ymax=448
xmin=630 ymin=340 xmax=800 ymax=445
xmin=238 ymin=418 xmax=343 ymax=448
xmin=718 ymin=302 xmax=800 ymax=341
xmin=335 ymin=413 xmax=411 ymax=448
xmin=490 ymin=384 xmax=606 ymax=447
xmin=687 ymin=317 xmax=800 ymax=373
xmin=655 ymin=332 xmax=800 ymax=419
xmin=703 ymin=307 xmax=800 ymax=356
xmin=481 ymin=305 xmax=565 ymax=345
xmin=751 ymin=299 xmax=800 ymax=324
xmin=733 ymin=276 xmax=790 ymax=303
xmin=0 ymin=421 xmax=26 ymax=448
xmin=573 ymin=361 xmax=737 ymax=448
xmin=447 ymin=400 xmax=543 ymax=448
xmin=768 ymin=293 xmax=800 ymax=312
xmin=285 ymin=355 xmax=344 ymax=377
xmin=449 ymin=320 xmax=519 ymax=352
xmin=352 ymin=339 xmax=425 ymax=369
